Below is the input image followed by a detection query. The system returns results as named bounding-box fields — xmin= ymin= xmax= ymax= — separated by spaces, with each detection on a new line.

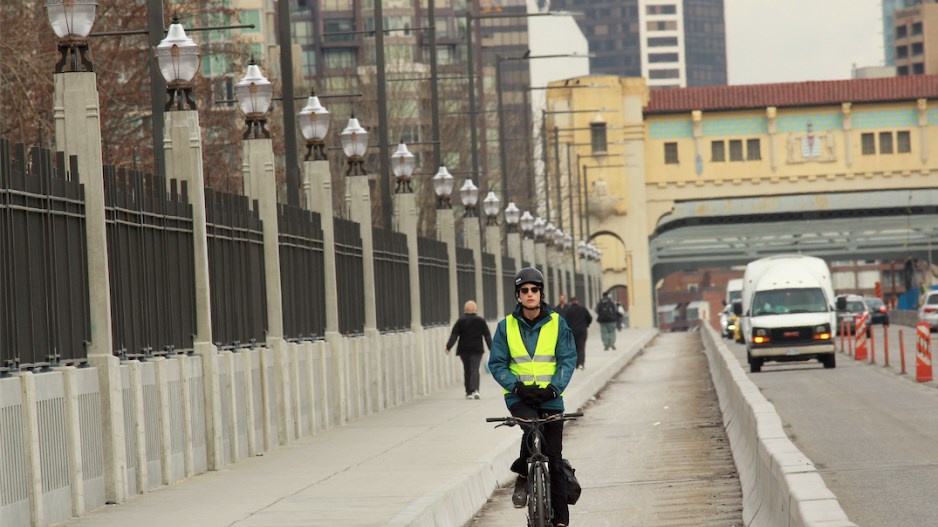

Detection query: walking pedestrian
xmin=596 ymin=293 xmax=618 ymax=350
xmin=489 ymin=268 xmax=577 ymax=527
xmin=562 ymin=297 xmax=592 ymax=369
xmin=446 ymin=300 xmax=492 ymax=399
xmin=555 ymin=294 xmax=568 ymax=318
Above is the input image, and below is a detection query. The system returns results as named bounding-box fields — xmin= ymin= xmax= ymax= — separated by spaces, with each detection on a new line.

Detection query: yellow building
xmin=546 ymin=74 xmax=938 ymax=328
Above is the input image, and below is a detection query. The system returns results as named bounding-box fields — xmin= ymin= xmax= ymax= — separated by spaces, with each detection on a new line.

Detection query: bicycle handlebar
xmin=485 ymin=412 xmax=583 ymax=424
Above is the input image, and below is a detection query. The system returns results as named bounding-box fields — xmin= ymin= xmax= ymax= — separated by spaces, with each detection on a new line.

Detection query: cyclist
xmin=488 ymin=267 xmax=577 ymax=527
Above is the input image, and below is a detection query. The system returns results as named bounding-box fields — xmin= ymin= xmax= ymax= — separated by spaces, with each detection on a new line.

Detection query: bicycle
xmin=486 ymin=412 xmax=583 ymax=527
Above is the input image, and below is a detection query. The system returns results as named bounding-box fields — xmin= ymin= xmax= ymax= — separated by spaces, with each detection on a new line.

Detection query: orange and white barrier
xmin=916 ymin=321 xmax=933 ymax=383
xmin=854 ymin=313 xmax=869 ymax=361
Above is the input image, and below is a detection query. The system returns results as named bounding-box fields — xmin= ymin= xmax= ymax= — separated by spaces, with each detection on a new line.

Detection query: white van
xmin=725 ymin=278 xmax=743 ymax=306
xmin=736 ymin=255 xmax=837 ymax=372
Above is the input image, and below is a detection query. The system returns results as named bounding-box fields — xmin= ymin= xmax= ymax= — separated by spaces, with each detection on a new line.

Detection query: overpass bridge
xmin=545 ymin=75 xmax=938 ymax=327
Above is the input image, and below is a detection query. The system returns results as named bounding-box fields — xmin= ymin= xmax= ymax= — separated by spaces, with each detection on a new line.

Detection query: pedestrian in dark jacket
xmin=446 ymin=300 xmax=493 ymax=399
xmin=596 ymin=293 xmax=618 ymax=350
xmin=562 ymin=297 xmax=592 ymax=369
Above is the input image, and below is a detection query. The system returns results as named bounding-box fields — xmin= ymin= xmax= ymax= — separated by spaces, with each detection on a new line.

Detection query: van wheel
xmin=748 ymin=351 xmax=762 ymax=373
xmin=822 ymin=353 xmax=836 ymax=369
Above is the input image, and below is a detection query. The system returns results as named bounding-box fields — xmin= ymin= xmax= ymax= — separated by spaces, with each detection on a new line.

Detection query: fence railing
xmin=373 ymin=226 xmax=411 ymax=332
xmin=278 ymin=204 xmax=326 ymax=340
xmin=456 ymin=246 xmax=476 ymax=310
xmin=418 ymin=236 xmax=450 ymax=327
xmin=105 ymin=167 xmax=196 ymax=359
xmin=502 ymin=255 xmax=517 ymax=314
xmin=206 ymin=189 xmax=267 ymax=349
xmin=575 ymin=272 xmax=585 ymax=301
xmin=1 ymin=140 xmax=89 ymax=372
xmin=481 ymin=252 xmax=498 ymax=320
xmin=334 ymin=217 xmax=365 ymax=335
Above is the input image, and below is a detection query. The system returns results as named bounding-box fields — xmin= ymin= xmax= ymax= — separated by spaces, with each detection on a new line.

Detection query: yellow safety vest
xmin=503 ymin=313 xmax=560 ymax=393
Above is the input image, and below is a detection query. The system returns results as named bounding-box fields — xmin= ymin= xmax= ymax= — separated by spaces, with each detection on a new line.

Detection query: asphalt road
xmin=726 ymin=330 xmax=938 ymax=526
xmin=469 ymin=333 xmax=743 ymax=527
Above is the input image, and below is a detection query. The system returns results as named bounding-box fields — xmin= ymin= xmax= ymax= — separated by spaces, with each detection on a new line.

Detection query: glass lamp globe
xmin=391 ymin=142 xmax=416 ymax=179
xmin=298 ymin=93 xmax=330 ymax=142
xmin=533 ymin=217 xmax=546 ymax=238
xmin=519 ymin=211 xmax=535 ymax=233
xmin=544 ymin=222 xmax=556 ymax=243
xmin=563 ymin=234 xmax=573 ymax=250
xmin=553 ymin=228 xmax=564 ymax=246
xmin=432 ymin=166 xmax=455 ymax=198
xmin=235 ymin=60 xmax=273 ymax=116
xmin=155 ymin=19 xmax=200 ymax=83
xmin=504 ymin=202 xmax=521 ymax=225
xmin=340 ymin=116 xmax=369 ymax=158
xmin=45 ymin=0 xmax=97 ymax=39
xmin=482 ymin=191 xmax=500 ymax=218
xmin=459 ymin=179 xmax=479 ymax=208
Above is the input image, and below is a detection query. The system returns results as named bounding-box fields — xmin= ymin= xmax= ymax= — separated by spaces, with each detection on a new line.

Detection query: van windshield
xmin=751 ymin=288 xmax=828 ymax=317
xmin=728 ymin=290 xmax=742 ymax=302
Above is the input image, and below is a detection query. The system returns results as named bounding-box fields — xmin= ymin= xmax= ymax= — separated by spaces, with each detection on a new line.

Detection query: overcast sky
xmin=724 ymin=0 xmax=884 ymax=85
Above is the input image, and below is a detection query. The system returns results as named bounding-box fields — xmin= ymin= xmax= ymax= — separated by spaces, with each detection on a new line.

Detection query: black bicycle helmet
xmin=514 ymin=267 xmax=544 ymax=292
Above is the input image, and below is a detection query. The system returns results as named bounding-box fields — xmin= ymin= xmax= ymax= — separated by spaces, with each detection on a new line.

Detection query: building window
xmin=746 ymin=138 xmax=761 ymax=160
xmin=729 ymin=140 xmax=743 ymax=161
xmin=711 ymin=140 xmax=725 ymax=162
xmin=664 ymin=142 xmax=679 ymax=164
xmin=649 ymin=68 xmax=680 ymax=79
xmin=648 ymin=52 xmax=679 ymax=63
xmin=240 ymin=10 xmax=261 ymax=33
xmin=896 ymin=25 xmax=908 ymax=39
xmin=591 ymin=122 xmax=608 ymax=154
xmin=324 ymin=48 xmax=357 ymax=68
xmin=324 ymin=19 xmax=355 ymax=42
xmin=861 ymin=133 xmax=875 ymax=155
xmin=687 ymin=283 xmax=699 ymax=292
xmin=647 ymin=4 xmax=677 ymax=15
xmin=879 ymin=131 xmax=894 ymax=154
xmin=647 ymin=20 xmax=678 ymax=31
xmin=912 ymin=42 xmax=924 ymax=56
xmin=897 ymin=46 xmax=908 ymax=59
xmin=897 ymin=131 xmax=911 ymax=153
xmin=913 ymin=62 xmax=925 ymax=74
xmin=648 ymin=36 xmax=679 ymax=47
xmin=898 ymin=65 xmax=910 ymax=76
xmin=912 ymin=22 xmax=923 ymax=35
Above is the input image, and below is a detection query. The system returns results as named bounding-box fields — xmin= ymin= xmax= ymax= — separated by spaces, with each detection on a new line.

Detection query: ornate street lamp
xmin=459 ymin=179 xmax=480 ymax=216
xmin=45 ymin=0 xmax=96 ymax=73
xmin=235 ymin=59 xmax=273 ymax=139
xmin=482 ymin=191 xmax=500 ymax=226
xmin=533 ymin=217 xmax=546 ymax=241
xmin=432 ymin=166 xmax=455 ymax=208
xmin=155 ymin=17 xmax=200 ymax=111
xmin=504 ymin=202 xmax=521 ymax=232
xmin=578 ymin=241 xmax=588 ymax=258
xmin=391 ymin=142 xmax=416 ymax=193
xmin=298 ymin=90 xmax=330 ymax=161
xmin=563 ymin=233 xmax=573 ymax=252
xmin=544 ymin=222 xmax=556 ymax=245
xmin=340 ymin=115 xmax=369 ymax=177
xmin=520 ymin=211 xmax=535 ymax=238
xmin=553 ymin=228 xmax=565 ymax=248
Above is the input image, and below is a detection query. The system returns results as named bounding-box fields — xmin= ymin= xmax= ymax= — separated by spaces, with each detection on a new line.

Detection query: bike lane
xmin=470 ymin=332 xmax=743 ymax=527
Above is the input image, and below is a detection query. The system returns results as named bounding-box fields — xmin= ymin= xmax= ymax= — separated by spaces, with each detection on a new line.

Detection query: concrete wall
xmin=699 ymin=323 xmax=857 ymax=527
xmin=0 ymin=327 xmax=455 ymax=527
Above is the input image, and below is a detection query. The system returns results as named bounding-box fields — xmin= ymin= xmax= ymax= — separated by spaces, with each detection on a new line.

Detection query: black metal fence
xmin=481 ymin=252 xmax=498 ymax=320
xmin=373 ymin=226 xmax=411 ymax=332
xmin=206 ymin=189 xmax=267 ymax=349
xmin=334 ymin=217 xmax=365 ymax=335
xmin=418 ymin=236 xmax=450 ymax=327
xmin=279 ymin=204 xmax=326 ymax=340
xmin=1 ymin=140 xmax=89 ymax=373
xmin=456 ymin=246 xmax=476 ymax=309
xmin=502 ymin=256 xmax=517 ymax=314
xmin=105 ymin=167 xmax=196 ymax=359
xmin=575 ymin=272 xmax=585 ymax=302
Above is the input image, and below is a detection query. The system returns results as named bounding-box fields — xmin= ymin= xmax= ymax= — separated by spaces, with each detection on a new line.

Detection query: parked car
xmin=919 ymin=291 xmax=938 ymax=331
xmin=863 ymin=297 xmax=889 ymax=326
xmin=835 ymin=294 xmax=870 ymax=336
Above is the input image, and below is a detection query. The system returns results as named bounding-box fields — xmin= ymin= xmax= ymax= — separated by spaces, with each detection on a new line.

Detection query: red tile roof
xmin=644 ymin=75 xmax=938 ymax=114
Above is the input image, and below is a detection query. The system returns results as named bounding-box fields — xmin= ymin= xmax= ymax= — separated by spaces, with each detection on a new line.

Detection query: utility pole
xmin=375 ymin=0 xmax=392 ymax=229
xmin=277 ymin=0 xmax=300 ymax=207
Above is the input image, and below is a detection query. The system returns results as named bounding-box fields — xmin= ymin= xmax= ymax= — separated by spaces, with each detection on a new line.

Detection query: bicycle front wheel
xmin=527 ymin=461 xmax=550 ymax=527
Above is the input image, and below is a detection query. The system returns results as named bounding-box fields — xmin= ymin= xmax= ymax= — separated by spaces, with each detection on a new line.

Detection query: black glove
xmin=514 ymin=383 xmax=541 ymax=405
xmin=533 ymin=384 xmax=559 ymax=403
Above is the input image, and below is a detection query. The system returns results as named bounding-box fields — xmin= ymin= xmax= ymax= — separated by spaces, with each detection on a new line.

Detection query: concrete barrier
xmin=700 ymin=323 xmax=857 ymax=527
xmin=888 ymin=309 xmax=917 ymax=328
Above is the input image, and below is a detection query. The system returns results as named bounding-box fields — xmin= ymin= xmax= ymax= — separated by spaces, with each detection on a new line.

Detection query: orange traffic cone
xmin=916 ymin=321 xmax=933 ymax=383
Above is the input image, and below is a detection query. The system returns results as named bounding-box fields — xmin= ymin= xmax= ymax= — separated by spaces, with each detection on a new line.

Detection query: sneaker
xmin=511 ymin=476 xmax=528 ymax=508
xmin=576 ymin=365 xmax=584 ymax=370
xmin=472 ymin=390 xmax=480 ymax=399
xmin=612 ymin=344 xmax=617 ymax=350
xmin=465 ymin=394 xmax=473 ymax=399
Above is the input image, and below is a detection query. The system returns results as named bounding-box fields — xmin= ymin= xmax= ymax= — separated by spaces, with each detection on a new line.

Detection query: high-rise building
xmin=883 ymin=0 xmax=932 ymax=66
xmin=547 ymin=0 xmax=726 ymax=88
xmin=893 ymin=0 xmax=938 ymax=76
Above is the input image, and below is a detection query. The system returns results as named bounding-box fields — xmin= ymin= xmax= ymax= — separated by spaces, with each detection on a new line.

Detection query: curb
xmin=700 ymin=324 xmax=857 ymax=527
xmin=392 ymin=329 xmax=658 ymax=527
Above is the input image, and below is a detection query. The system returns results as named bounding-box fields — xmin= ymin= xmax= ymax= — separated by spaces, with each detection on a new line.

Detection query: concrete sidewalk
xmin=57 ymin=326 xmax=654 ymax=527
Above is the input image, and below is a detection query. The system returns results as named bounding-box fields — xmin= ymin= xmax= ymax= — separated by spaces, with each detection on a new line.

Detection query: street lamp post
xmin=155 ymin=17 xmax=200 ymax=111
xmin=298 ymin=91 xmax=330 ymax=161
xmin=46 ymin=0 xmax=97 ymax=73
xmin=520 ymin=210 xmax=535 ymax=265
xmin=432 ymin=166 xmax=455 ymax=209
xmin=482 ymin=191 xmax=504 ymax=313
xmin=391 ymin=141 xmax=416 ymax=194
xmin=504 ymin=202 xmax=522 ymax=265
xmin=340 ymin=115 xmax=369 ymax=177
xmin=459 ymin=179 xmax=480 ymax=217
xmin=236 ymin=59 xmax=274 ymax=140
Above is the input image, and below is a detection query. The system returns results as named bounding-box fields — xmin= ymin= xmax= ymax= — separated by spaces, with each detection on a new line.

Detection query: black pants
xmin=459 ymin=353 xmax=482 ymax=394
xmin=509 ymin=402 xmax=568 ymax=526
xmin=573 ymin=330 xmax=587 ymax=368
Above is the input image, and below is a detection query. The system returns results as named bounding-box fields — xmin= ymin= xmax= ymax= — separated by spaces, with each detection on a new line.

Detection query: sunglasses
xmin=519 ymin=286 xmax=540 ymax=295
